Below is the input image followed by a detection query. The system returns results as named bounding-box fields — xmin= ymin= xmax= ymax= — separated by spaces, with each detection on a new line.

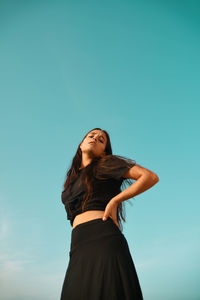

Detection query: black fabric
xmin=61 ymin=155 xmax=136 ymax=226
xmin=60 ymin=217 xmax=143 ymax=300
xmin=94 ymin=154 xmax=136 ymax=180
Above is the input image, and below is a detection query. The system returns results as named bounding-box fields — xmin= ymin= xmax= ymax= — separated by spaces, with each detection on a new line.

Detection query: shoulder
xmin=94 ymin=154 xmax=136 ymax=180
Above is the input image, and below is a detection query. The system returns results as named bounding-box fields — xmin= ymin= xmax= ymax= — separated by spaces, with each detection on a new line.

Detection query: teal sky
xmin=0 ymin=0 xmax=199 ymax=299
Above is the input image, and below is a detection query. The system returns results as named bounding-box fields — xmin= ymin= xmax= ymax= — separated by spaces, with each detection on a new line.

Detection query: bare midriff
xmin=72 ymin=210 xmax=105 ymax=229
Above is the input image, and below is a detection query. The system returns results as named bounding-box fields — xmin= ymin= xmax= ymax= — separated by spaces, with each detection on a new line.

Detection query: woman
xmin=60 ymin=128 xmax=159 ymax=299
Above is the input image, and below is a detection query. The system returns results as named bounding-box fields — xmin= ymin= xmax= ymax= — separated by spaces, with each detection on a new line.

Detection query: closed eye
xmin=89 ymin=135 xmax=104 ymax=143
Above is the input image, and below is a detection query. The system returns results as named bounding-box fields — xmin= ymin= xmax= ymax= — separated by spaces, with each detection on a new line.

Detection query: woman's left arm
xmin=113 ymin=164 xmax=159 ymax=204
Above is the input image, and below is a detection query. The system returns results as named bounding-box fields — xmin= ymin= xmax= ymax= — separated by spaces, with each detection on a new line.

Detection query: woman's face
xmin=80 ymin=130 xmax=107 ymax=157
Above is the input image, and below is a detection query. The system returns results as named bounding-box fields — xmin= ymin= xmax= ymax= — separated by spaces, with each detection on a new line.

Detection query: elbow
xmin=151 ymin=172 xmax=159 ymax=183
xmin=140 ymin=170 xmax=159 ymax=184
xmin=146 ymin=171 xmax=159 ymax=183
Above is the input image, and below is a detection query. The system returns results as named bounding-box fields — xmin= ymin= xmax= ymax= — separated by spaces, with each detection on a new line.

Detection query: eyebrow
xmin=89 ymin=132 xmax=106 ymax=140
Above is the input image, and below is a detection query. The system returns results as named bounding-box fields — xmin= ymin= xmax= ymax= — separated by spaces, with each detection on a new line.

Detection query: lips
xmin=89 ymin=142 xmax=96 ymax=145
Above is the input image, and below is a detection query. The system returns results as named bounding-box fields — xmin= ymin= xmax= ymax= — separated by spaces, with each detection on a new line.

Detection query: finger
xmin=114 ymin=220 xmax=120 ymax=229
xmin=102 ymin=215 xmax=107 ymax=221
xmin=103 ymin=212 xmax=111 ymax=221
xmin=102 ymin=208 xmax=110 ymax=221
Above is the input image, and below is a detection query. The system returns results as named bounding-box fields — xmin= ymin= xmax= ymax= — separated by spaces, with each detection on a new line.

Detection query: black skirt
xmin=60 ymin=217 xmax=144 ymax=300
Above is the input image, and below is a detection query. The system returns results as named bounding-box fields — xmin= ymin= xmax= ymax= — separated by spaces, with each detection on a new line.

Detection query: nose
xmin=92 ymin=136 xmax=98 ymax=141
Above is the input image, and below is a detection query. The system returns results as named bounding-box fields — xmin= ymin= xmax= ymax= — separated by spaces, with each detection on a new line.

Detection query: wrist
xmin=111 ymin=197 xmax=121 ymax=205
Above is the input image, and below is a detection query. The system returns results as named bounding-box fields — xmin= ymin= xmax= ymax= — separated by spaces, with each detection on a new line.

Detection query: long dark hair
xmin=63 ymin=127 xmax=135 ymax=231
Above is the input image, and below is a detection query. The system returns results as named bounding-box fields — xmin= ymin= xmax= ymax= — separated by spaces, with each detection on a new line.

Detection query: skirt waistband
xmin=70 ymin=217 xmax=124 ymax=255
xmin=72 ymin=217 xmax=108 ymax=234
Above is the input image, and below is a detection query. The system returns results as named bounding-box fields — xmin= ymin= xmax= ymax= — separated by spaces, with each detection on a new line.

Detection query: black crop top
xmin=61 ymin=154 xmax=136 ymax=227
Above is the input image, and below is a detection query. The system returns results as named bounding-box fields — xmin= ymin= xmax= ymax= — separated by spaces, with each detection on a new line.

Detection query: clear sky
xmin=0 ymin=0 xmax=199 ymax=299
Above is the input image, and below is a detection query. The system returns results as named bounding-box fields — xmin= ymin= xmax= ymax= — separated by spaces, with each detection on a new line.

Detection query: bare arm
xmin=113 ymin=164 xmax=159 ymax=204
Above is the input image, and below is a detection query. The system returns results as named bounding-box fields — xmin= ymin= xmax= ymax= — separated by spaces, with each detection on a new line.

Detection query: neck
xmin=80 ymin=152 xmax=95 ymax=169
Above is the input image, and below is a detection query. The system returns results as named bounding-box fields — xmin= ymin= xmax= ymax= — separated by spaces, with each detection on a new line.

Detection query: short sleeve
xmin=94 ymin=154 xmax=136 ymax=181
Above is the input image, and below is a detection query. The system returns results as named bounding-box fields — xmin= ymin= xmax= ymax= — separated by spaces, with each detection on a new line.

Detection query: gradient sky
xmin=0 ymin=0 xmax=199 ymax=299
